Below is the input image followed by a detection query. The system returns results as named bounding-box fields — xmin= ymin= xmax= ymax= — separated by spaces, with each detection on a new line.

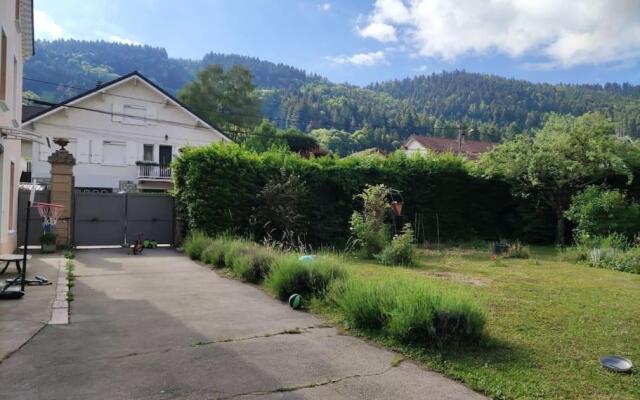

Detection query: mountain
xmin=24 ymin=40 xmax=640 ymax=149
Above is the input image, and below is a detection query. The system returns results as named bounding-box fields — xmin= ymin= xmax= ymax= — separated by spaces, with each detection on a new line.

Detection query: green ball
xmin=288 ymin=293 xmax=302 ymax=309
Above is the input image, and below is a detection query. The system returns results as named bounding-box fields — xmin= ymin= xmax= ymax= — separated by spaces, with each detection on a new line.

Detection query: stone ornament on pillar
xmin=48 ymin=138 xmax=76 ymax=247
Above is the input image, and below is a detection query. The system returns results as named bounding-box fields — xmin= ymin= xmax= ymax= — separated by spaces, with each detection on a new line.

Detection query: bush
xmin=503 ymin=241 xmax=530 ymax=259
xmin=388 ymin=284 xmax=486 ymax=346
xmin=334 ymin=277 xmax=486 ymax=346
xmin=201 ymin=236 xmax=233 ymax=268
xmin=331 ymin=279 xmax=396 ymax=330
xmin=349 ymin=184 xmax=391 ymax=258
xmin=576 ymin=232 xmax=630 ymax=251
xmin=266 ymin=255 xmax=346 ymax=301
xmin=377 ymin=224 xmax=416 ymax=266
xmin=229 ymin=246 xmax=275 ymax=283
xmin=184 ymin=231 xmax=211 ymax=260
xmin=588 ymin=247 xmax=640 ymax=274
xmin=566 ymin=186 xmax=640 ymax=240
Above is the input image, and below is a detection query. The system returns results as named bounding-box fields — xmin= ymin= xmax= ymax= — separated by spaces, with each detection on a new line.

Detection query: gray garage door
xmin=74 ymin=192 xmax=174 ymax=246
xmin=125 ymin=194 xmax=175 ymax=245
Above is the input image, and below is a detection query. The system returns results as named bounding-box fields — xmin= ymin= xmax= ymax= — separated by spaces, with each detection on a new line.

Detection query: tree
xmin=565 ymin=186 xmax=640 ymax=240
xmin=480 ymin=112 xmax=634 ymax=244
xmin=244 ymin=120 xmax=286 ymax=152
xmin=178 ymin=64 xmax=261 ymax=141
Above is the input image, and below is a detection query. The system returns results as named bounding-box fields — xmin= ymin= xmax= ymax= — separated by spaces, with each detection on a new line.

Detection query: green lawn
xmin=318 ymin=246 xmax=640 ymax=399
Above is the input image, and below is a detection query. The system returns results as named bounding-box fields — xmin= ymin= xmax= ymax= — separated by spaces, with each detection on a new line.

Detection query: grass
xmin=185 ymin=234 xmax=640 ymax=398
xmin=266 ymin=255 xmax=346 ymax=301
xmin=322 ymin=246 xmax=640 ymax=399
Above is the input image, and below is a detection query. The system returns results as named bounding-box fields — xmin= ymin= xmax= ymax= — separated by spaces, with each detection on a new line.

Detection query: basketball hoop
xmin=34 ymin=202 xmax=64 ymax=232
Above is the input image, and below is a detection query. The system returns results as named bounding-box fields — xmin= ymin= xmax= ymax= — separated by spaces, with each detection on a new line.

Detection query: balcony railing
xmin=137 ymin=164 xmax=172 ymax=180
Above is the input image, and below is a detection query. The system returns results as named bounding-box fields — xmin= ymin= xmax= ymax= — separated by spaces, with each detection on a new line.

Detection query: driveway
xmin=0 ymin=249 xmax=484 ymax=400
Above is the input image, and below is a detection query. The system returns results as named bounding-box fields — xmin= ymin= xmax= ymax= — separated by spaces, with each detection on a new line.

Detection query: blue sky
xmin=34 ymin=0 xmax=640 ymax=86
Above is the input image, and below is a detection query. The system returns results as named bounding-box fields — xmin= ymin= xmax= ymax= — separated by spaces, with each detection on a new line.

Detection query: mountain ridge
xmin=24 ymin=39 xmax=640 ymax=147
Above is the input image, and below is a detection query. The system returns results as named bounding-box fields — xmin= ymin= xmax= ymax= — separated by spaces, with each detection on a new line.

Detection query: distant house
xmin=348 ymin=147 xmax=387 ymax=159
xmin=22 ymin=71 xmax=230 ymax=193
xmin=403 ymin=132 xmax=495 ymax=160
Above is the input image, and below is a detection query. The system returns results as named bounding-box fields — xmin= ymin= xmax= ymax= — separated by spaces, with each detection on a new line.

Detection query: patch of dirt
xmin=421 ymin=271 xmax=490 ymax=287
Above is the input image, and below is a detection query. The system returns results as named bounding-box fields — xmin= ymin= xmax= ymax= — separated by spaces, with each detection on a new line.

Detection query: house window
xmin=102 ymin=141 xmax=127 ymax=166
xmin=123 ymin=104 xmax=146 ymax=125
xmin=143 ymin=144 xmax=154 ymax=162
xmin=0 ymin=29 xmax=7 ymax=101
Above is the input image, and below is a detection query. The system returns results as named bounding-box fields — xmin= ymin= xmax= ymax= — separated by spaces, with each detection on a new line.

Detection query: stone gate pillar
xmin=48 ymin=138 xmax=76 ymax=247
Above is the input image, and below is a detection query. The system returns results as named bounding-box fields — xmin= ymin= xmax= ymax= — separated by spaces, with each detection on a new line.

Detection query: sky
xmin=33 ymin=0 xmax=640 ymax=86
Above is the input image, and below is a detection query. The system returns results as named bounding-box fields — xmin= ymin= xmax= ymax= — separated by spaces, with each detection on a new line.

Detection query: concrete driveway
xmin=0 ymin=249 xmax=484 ymax=400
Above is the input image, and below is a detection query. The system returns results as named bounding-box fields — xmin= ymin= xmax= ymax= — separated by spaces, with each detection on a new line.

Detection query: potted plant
xmin=41 ymin=232 xmax=57 ymax=253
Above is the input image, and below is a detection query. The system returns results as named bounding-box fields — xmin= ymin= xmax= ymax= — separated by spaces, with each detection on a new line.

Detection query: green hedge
xmin=174 ymin=144 xmax=538 ymax=245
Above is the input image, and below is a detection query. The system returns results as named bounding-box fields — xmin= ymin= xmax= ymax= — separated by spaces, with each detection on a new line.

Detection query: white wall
xmin=404 ymin=139 xmax=428 ymax=156
xmin=26 ymin=76 xmax=227 ymax=190
xmin=0 ymin=0 xmax=28 ymax=252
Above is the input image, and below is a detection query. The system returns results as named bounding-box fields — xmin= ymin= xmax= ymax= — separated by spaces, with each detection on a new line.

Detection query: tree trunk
xmin=555 ymin=211 xmax=566 ymax=245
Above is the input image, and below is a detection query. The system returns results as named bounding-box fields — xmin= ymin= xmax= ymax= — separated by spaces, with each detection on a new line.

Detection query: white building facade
xmin=0 ymin=0 xmax=33 ymax=252
xmin=23 ymin=72 xmax=229 ymax=192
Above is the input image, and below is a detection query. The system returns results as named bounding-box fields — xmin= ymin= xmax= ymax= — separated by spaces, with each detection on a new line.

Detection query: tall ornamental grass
xmin=265 ymin=255 xmax=346 ymax=301
xmin=333 ymin=277 xmax=486 ymax=346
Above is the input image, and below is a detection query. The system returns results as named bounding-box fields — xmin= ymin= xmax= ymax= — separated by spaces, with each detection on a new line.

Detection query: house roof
xmin=348 ymin=147 xmax=388 ymax=158
xmin=23 ymin=71 xmax=231 ymax=142
xmin=22 ymin=104 xmax=50 ymax=122
xmin=404 ymin=135 xmax=495 ymax=159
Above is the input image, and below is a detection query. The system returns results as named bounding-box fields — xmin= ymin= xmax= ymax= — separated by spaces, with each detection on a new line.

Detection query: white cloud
xmin=358 ymin=22 xmax=397 ymax=42
xmin=108 ymin=35 xmax=142 ymax=46
xmin=359 ymin=0 xmax=640 ymax=67
xmin=320 ymin=2 xmax=331 ymax=12
xmin=329 ymin=51 xmax=386 ymax=66
xmin=34 ymin=9 xmax=68 ymax=40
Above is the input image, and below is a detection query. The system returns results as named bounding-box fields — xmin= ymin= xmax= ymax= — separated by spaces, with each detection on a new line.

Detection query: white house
xmin=22 ymin=71 xmax=230 ymax=192
xmin=0 ymin=0 xmax=34 ymax=252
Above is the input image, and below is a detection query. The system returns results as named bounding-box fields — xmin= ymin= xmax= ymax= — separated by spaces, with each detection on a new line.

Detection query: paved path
xmin=0 ymin=254 xmax=60 ymax=360
xmin=0 ymin=249 xmax=484 ymax=400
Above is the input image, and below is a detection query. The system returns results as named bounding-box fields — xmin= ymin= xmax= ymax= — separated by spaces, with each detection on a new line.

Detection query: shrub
xmin=503 ymin=241 xmax=530 ymax=259
xmin=334 ymin=277 xmax=486 ymax=346
xmin=377 ymin=224 xmax=416 ymax=266
xmin=229 ymin=246 xmax=275 ymax=283
xmin=387 ymin=284 xmax=486 ymax=346
xmin=184 ymin=231 xmax=211 ymax=260
xmin=566 ymin=186 xmax=640 ymax=240
xmin=331 ymin=279 xmax=396 ymax=330
xmin=349 ymin=184 xmax=391 ymax=258
xmin=588 ymin=247 xmax=640 ymax=274
xmin=252 ymin=167 xmax=309 ymax=249
xmin=201 ymin=236 xmax=233 ymax=268
xmin=266 ymin=255 xmax=346 ymax=301
xmin=577 ymin=232 xmax=630 ymax=251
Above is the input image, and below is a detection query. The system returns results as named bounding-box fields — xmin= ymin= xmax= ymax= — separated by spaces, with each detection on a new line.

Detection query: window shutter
xmin=77 ymin=138 xmax=90 ymax=163
xmin=112 ymin=103 xmax=123 ymax=122
xmin=90 ymin=140 xmax=103 ymax=164
xmin=126 ymin=142 xmax=138 ymax=165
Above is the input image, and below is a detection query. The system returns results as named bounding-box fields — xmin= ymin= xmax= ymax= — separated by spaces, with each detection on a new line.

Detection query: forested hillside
xmin=24 ymin=40 xmax=640 ymax=149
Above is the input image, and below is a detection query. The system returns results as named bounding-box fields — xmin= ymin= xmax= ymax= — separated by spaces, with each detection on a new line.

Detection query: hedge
xmin=173 ymin=143 xmax=548 ymax=245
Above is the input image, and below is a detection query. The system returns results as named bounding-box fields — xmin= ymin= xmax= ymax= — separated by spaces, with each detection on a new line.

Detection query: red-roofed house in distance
xmin=402 ymin=131 xmax=496 ymax=160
